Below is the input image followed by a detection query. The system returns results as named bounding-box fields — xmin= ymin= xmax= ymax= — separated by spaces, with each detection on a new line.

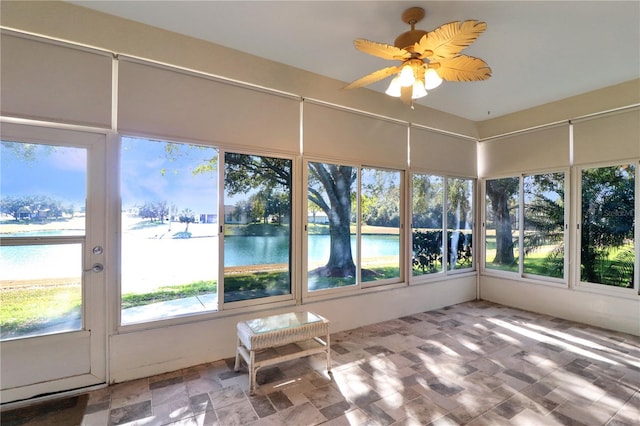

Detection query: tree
xmin=308 ymin=163 xmax=358 ymax=278
xmin=522 ymin=173 xmax=565 ymax=277
xmin=224 ymin=153 xmax=292 ymax=226
xmin=580 ymin=165 xmax=635 ymax=286
xmin=361 ymin=169 xmax=400 ymax=227
xmin=0 ymin=196 xmax=26 ymax=221
xmin=485 ymin=177 xmax=519 ymax=265
xmin=225 ymin=155 xmax=358 ymax=278
xmin=412 ymin=175 xmax=443 ymax=229
xmin=0 ymin=195 xmax=67 ymax=221
xmin=138 ymin=201 xmax=169 ymax=222
xmin=179 ymin=208 xmax=195 ymax=232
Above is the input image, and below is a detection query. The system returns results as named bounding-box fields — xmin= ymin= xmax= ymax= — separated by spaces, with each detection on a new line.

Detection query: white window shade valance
xmin=410 ymin=127 xmax=476 ymax=176
xmin=0 ymin=33 xmax=112 ymax=128
xmin=478 ymin=124 xmax=569 ymax=177
xmin=118 ymin=59 xmax=300 ymax=152
xmin=303 ymin=103 xmax=408 ymax=169
xmin=573 ymin=108 xmax=640 ymax=165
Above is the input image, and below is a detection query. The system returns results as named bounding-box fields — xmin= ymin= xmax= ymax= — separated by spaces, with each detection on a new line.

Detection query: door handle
xmin=84 ymin=263 xmax=104 ymax=273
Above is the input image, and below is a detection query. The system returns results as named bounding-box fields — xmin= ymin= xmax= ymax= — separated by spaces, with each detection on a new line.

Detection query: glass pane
xmin=523 ymin=172 xmax=565 ymax=278
xmin=361 ymin=168 xmax=401 ymax=283
xmin=1 ymin=141 xmax=86 ymax=340
xmin=447 ymin=178 xmax=474 ymax=271
xmin=223 ymin=153 xmax=292 ymax=302
xmin=0 ymin=244 xmax=82 ymax=340
xmin=412 ymin=174 xmax=444 ymax=275
xmin=581 ymin=164 xmax=635 ymax=287
xmin=307 ymin=162 xmax=357 ymax=291
xmin=120 ymin=137 xmax=219 ymax=324
xmin=1 ymin=142 xmax=86 ymax=236
xmin=485 ymin=177 xmax=519 ymax=272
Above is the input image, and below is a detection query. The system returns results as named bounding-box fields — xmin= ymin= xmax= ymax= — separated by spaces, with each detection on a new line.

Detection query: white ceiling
xmin=68 ymin=1 xmax=640 ymax=121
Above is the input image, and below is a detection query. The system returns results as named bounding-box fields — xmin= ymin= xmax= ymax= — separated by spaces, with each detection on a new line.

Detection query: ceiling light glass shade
xmin=399 ymin=65 xmax=415 ymax=87
xmin=385 ymin=76 xmax=402 ymax=97
xmin=411 ymin=81 xmax=428 ymax=99
xmin=424 ymin=68 xmax=443 ymax=90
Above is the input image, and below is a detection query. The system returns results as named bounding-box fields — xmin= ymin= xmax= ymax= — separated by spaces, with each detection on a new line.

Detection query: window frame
xmin=116 ymin=136 xmax=300 ymax=332
xmin=220 ymin=147 xmax=299 ymax=310
xmin=573 ymin=160 xmax=638 ymax=297
xmin=409 ymin=171 xmax=477 ymax=285
xmin=481 ymin=167 xmax=570 ymax=287
xmin=359 ymin=165 xmax=405 ymax=289
xmin=302 ymin=157 xmax=406 ymax=300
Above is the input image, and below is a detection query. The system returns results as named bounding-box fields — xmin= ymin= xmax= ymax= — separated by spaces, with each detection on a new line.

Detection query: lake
xmin=1 ymin=233 xmax=400 ymax=283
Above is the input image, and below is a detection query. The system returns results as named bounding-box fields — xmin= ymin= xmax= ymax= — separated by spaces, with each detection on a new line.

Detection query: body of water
xmin=1 ymin=233 xmax=400 ymax=283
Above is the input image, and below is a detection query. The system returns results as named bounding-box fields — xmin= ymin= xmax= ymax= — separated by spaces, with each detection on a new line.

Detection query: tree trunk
xmin=326 ymin=215 xmax=356 ymax=277
xmin=494 ymin=202 xmax=515 ymax=265
xmin=486 ymin=180 xmax=516 ymax=266
xmin=308 ymin=164 xmax=357 ymax=278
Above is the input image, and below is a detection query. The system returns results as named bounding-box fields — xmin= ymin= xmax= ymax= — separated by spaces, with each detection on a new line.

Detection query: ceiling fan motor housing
xmin=394 ymin=7 xmax=427 ymax=51
xmin=394 ymin=30 xmax=427 ymax=51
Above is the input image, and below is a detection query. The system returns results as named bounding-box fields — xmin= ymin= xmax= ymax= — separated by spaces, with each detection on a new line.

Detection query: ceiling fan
xmin=345 ymin=7 xmax=491 ymax=105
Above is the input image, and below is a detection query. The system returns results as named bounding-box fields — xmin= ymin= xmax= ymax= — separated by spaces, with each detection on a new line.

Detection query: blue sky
xmin=1 ymin=142 xmax=87 ymax=208
xmin=121 ymin=137 xmax=218 ymax=214
xmin=1 ymin=138 xmax=219 ymax=214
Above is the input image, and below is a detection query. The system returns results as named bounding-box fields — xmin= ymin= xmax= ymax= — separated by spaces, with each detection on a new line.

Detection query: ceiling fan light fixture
xmin=424 ymin=68 xmax=443 ymax=90
xmin=411 ymin=81 xmax=428 ymax=99
xmin=345 ymin=6 xmax=491 ymax=107
xmin=385 ymin=76 xmax=402 ymax=97
xmin=399 ymin=65 xmax=415 ymax=87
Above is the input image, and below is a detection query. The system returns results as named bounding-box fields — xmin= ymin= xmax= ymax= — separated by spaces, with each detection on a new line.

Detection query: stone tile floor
xmin=3 ymin=300 xmax=639 ymax=425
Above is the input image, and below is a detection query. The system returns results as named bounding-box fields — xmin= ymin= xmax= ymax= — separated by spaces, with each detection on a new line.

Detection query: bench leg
xmin=249 ymin=350 xmax=256 ymax=395
xmin=234 ymin=337 xmax=241 ymax=371
xmin=326 ymin=332 xmax=332 ymax=373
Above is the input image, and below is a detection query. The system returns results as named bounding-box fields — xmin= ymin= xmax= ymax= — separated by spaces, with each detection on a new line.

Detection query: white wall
xmin=477 ymin=87 xmax=640 ymax=339
xmin=110 ymin=276 xmax=476 ymax=383
xmin=480 ymin=276 xmax=640 ymax=336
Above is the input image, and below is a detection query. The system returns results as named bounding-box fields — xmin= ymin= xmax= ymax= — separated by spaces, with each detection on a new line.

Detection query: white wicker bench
xmin=234 ymin=311 xmax=331 ymax=394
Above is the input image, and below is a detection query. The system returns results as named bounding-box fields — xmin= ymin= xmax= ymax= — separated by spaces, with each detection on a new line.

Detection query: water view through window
xmin=223 ymin=152 xmax=292 ymax=303
xmin=120 ymin=137 xmax=219 ymax=324
xmin=1 ymin=141 xmax=86 ymax=340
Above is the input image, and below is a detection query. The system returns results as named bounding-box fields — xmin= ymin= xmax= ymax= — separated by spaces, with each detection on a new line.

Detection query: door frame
xmin=0 ymin=120 xmax=109 ymax=404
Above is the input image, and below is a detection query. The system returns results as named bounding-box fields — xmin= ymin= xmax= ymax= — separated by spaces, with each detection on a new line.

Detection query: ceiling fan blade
xmin=400 ymin=85 xmax=413 ymax=105
xmin=344 ymin=65 xmax=400 ymax=89
xmin=434 ymin=55 xmax=492 ymax=82
xmin=414 ymin=20 xmax=487 ymax=60
xmin=353 ymin=39 xmax=412 ymax=61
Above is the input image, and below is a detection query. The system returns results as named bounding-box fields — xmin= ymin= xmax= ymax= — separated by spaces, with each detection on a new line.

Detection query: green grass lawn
xmin=0 ymin=284 xmax=81 ymax=336
xmin=120 ymin=281 xmax=216 ymax=309
xmin=3 ymin=245 xmax=632 ymax=337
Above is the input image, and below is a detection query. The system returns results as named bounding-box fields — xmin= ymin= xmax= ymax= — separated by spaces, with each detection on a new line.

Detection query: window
xmin=360 ymin=167 xmax=402 ymax=283
xmin=307 ymin=162 xmax=403 ymax=292
xmin=523 ymin=172 xmax=565 ymax=279
xmin=1 ymin=141 xmax=86 ymax=339
xmin=579 ymin=163 xmax=635 ymax=288
xmin=223 ymin=152 xmax=292 ymax=303
xmin=120 ymin=137 xmax=219 ymax=325
xmin=484 ymin=177 xmax=520 ymax=273
xmin=412 ymin=174 xmax=474 ymax=277
xmin=484 ymin=172 xmax=567 ymax=281
xmin=307 ymin=162 xmax=358 ymax=291
xmin=447 ymin=178 xmax=474 ymax=271
xmin=412 ymin=174 xmax=444 ymax=275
